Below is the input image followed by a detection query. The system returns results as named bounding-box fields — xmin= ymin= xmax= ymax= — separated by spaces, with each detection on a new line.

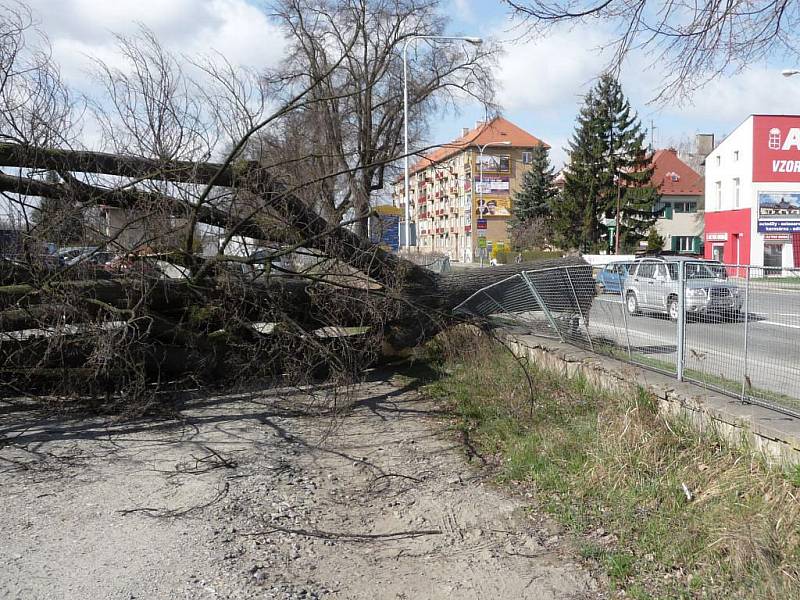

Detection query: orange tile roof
xmin=651 ymin=149 xmax=704 ymax=196
xmin=405 ymin=116 xmax=548 ymax=177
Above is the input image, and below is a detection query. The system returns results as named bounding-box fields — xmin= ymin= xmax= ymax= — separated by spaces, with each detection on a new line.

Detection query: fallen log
xmin=0 ymin=142 xmax=596 ymax=399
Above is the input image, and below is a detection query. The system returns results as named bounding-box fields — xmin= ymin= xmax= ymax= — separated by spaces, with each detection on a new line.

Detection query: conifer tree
xmin=554 ymin=74 xmax=659 ymax=252
xmin=510 ymin=144 xmax=556 ymax=225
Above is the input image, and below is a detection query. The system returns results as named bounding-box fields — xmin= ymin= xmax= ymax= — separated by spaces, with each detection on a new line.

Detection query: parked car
xmin=71 ymin=251 xmax=115 ymax=268
xmin=596 ymin=261 xmax=632 ymax=294
xmin=55 ymin=246 xmax=101 ymax=267
xmin=623 ymin=256 xmax=743 ymax=320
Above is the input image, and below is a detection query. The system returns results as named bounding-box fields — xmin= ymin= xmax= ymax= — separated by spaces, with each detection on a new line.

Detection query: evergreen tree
xmin=510 ymin=144 xmax=556 ymax=225
xmin=554 ymin=74 xmax=659 ymax=252
xmin=646 ymin=227 xmax=665 ymax=251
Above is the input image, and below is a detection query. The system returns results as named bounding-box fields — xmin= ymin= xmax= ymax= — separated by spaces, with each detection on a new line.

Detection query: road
xmin=500 ymin=284 xmax=800 ymax=408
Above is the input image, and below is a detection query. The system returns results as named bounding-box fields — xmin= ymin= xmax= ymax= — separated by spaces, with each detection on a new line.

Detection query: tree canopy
xmin=553 ymin=74 xmax=658 ymax=252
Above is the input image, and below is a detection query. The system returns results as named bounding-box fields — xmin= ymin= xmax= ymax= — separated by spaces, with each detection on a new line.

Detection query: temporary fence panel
xmin=454 ymin=260 xmax=800 ymax=418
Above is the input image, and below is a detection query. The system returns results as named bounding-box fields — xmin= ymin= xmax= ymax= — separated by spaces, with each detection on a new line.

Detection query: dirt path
xmin=0 ymin=376 xmax=603 ymax=599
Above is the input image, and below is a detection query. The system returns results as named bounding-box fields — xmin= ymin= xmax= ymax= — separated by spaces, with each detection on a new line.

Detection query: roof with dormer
xmin=651 ymin=148 xmax=704 ymax=196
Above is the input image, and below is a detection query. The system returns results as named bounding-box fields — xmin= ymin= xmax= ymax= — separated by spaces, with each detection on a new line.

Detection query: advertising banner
xmin=475 ymin=195 xmax=512 ymax=217
xmin=757 ymin=192 xmax=800 ymax=232
xmin=474 ymin=176 xmax=510 ymax=195
xmin=475 ymin=154 xmax=510 ymax=173
xmin=753 ymin=115 xmax=800 ymax=182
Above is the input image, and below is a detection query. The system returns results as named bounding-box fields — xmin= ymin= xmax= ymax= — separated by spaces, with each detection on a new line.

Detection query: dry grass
xmin=425 ymin=330 xmax=800 ymax=599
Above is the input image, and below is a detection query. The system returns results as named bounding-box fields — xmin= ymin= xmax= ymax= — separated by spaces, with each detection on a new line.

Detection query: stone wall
xmin=503 ymin=332 xmax=800 ymax=467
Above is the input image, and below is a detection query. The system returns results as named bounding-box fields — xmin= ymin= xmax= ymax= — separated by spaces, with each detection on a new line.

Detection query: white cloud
xmin=656 ymin=68 xmax=800 ymax=124
xmin=25 ymin=0 xmax=287 ymax=88
xmin=495 ymin=25 xmax=613 ymax=114
xmin=448 ymin=0 xmax=476 ymax=24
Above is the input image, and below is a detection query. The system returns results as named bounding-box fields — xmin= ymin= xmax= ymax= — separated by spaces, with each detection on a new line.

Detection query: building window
xmin=715 ymin=181 xmax=722 ymax=209
xmin=733 ymin=178 xmax=740 ymax=207
xmin=674 ymin=201 xmax=697 ymax=213
xmin=716 ymin=155 xmax=721 ymax=166
xmin=733 ymin=150 xmax=739 ymax=162
xmin=674 ymin=236 xmax=697 ymax=253
xmin=522 ymin=151 xmax=533 ymax=164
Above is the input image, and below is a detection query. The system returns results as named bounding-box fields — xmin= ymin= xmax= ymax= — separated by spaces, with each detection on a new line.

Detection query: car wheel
xmin=626 ymin=292 xmax=639 ymax=316
xmin=668 ymin=297 xmax=679 ymax=321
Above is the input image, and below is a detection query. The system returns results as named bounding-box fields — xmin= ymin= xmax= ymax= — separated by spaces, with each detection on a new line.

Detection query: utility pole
xmin=649 ymin=120 xmax=657 ymax=151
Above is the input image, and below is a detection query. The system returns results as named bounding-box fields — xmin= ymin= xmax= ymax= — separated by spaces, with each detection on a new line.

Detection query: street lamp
xmin=402 ymin=34 xmax=483 ymax=250
xmin=474 ymin=140 xmax=511 ymax=265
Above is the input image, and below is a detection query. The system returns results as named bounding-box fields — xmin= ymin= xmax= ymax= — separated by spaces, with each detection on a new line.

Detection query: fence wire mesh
xmin=454 ymin=259 xmax=800 ymax=418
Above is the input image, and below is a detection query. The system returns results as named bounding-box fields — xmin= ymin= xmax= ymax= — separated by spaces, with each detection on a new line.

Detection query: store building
xmin=651 ymin=148 xmax=705 ymax=253
xmin=704 ymin=114 xmax=800 ymax=271
xmin=392 ymin=117 xmax=548 ymax=262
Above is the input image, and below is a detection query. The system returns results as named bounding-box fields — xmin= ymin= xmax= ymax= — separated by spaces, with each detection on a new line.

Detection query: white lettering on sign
xmin=782 ymin=128 xmax=800 ymax=150
xmin=771 ymin=159 xmax=800 ymax=172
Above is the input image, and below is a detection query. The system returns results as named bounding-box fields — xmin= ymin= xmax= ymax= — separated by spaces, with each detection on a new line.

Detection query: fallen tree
xmin=0 ymin=142 xmax=593 ymax=402
xmin=0 ymin=9 xmax=592 ymax=408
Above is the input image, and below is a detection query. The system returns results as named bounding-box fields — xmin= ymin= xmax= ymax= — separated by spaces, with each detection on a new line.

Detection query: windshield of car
xmin=662 ymin=261 xmax=727 ymax=279
xmin=687 ymin=262 xmax=727 ymax=279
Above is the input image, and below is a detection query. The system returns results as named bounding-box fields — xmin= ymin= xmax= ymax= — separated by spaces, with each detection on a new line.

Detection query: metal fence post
xmin=676 ymin=259 xmax=686 ymax=381
xmin=740 ymin=265 xmax=751 ymax=403
xmin=564 ymin=267 xmax=593 ymax=351
xmin=521 ymin=271 xmax=565 ymax=342
xmin=618 ymin=278 xmax=633 ymax=361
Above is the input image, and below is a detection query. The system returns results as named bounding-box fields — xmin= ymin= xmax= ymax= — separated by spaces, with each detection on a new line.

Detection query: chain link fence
xmin=454 ymin=260 xmax=800 ymax=418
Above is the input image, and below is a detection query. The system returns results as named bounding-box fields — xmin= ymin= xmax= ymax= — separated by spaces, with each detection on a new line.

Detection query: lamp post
xmin=474 ymin=140 xmax=511 ymax=265
xmin=402 ymin=34 xmax=482 ymax=250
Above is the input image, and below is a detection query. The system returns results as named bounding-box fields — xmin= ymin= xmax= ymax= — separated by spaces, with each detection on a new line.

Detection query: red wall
xmin=753 ymin=115 xmax=800 ymax=182
xmin=704 ymin=209 xmax=751 ymax=273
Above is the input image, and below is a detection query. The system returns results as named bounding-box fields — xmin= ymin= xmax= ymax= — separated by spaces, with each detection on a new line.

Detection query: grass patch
xmin=426 ymin=331 xmax=800 ymax=598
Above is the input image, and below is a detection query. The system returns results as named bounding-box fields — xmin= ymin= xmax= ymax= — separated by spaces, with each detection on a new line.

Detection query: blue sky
xmin=13 ymin=0 xmax=800 ymax=170
xmin=436 ymin=0 xmax=800 ymax=167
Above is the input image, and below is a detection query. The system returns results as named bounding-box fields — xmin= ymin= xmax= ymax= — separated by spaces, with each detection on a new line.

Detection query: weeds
xmin=427 ymin=331 xmax=800 ymax=598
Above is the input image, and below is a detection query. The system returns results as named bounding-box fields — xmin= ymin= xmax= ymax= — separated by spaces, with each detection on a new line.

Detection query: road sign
xmin=478 ymin=237 xmax=487 ymax=249
xmin=476 ymin=219 xmax=487 ymax=230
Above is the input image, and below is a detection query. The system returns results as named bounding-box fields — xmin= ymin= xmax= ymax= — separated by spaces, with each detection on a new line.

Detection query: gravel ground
xmin=0 ymin=375 xmax=604 ymax=599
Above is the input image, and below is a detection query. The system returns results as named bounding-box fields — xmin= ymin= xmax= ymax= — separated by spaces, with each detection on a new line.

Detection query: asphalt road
xmin=586 ymin=285 xmax=800 ymax=403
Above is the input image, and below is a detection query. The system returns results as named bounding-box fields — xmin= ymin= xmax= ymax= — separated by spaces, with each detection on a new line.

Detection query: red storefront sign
xmin=753 ymin=115 xmax=800 ymax=182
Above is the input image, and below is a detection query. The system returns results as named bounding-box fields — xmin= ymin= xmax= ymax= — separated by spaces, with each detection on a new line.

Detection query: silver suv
xmin=623 ymin=257 xmax=743 ymax=320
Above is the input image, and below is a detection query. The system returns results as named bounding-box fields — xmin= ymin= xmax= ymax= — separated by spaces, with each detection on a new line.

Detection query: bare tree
xmin=0 ymin=2 xmax=591 ymax=412
xmin=503 ymin=0 xmax=800 ymax=100
xmin=262 ymin=0 xmax=500 ymax=235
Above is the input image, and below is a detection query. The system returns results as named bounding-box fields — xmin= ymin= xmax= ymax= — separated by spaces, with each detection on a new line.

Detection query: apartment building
xmin=392 ymin=117 xmax=548 ymax=262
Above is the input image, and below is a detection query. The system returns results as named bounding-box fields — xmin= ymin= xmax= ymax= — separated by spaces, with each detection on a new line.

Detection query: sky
xmin=10 ymin=0 xmax=800 ymax=170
